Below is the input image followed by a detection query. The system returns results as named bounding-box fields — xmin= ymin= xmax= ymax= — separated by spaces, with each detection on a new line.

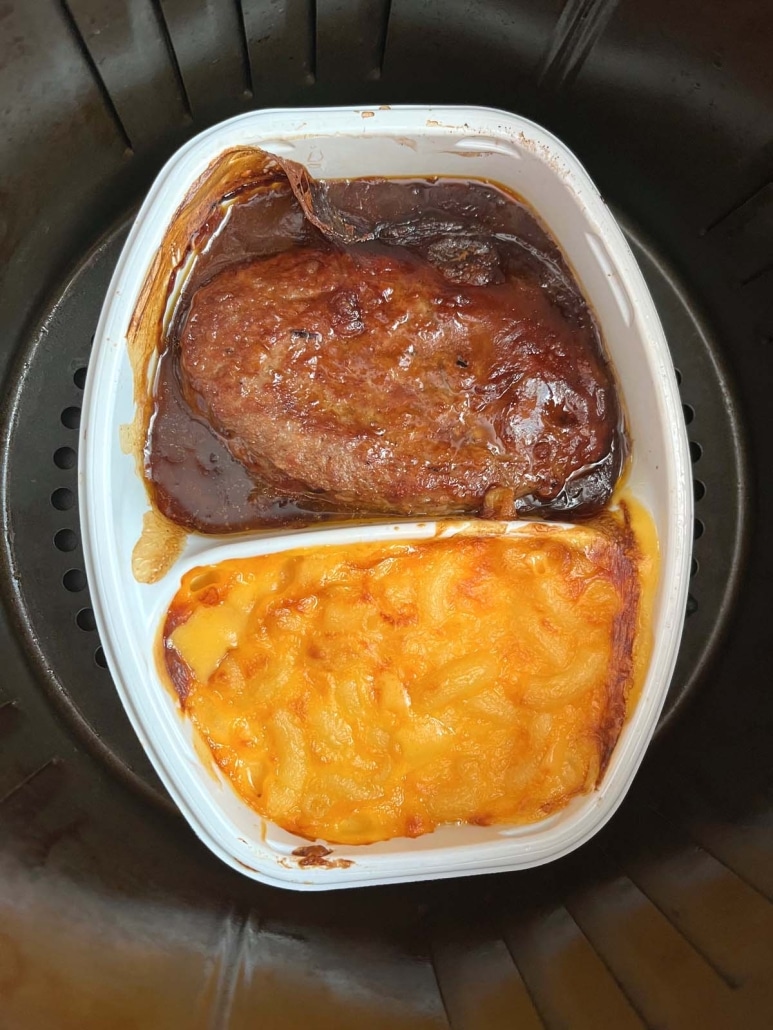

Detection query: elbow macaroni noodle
xmin=162 ymin=503 xmax=657 ymax=845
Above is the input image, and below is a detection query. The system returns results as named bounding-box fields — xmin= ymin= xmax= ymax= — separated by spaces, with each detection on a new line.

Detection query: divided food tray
xmin=79 ymin=105 xmax=692 ymax=889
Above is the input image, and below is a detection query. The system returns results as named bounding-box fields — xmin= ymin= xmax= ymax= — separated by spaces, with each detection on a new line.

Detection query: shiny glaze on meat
xmin=148 ymin=177 xmax=625 ymax=533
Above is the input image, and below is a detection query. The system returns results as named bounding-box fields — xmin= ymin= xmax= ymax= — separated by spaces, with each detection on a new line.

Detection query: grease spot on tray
xmin=292 ymin=844 xmax=354 ymax=869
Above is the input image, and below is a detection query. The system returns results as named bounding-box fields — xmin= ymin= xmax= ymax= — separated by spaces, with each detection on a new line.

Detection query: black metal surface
xmin=1 ymin=0 xmax=771 ymax=1026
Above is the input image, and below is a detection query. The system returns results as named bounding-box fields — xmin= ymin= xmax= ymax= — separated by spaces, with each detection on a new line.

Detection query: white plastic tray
xmin=79 ymin=105 xmax=692 ymax=889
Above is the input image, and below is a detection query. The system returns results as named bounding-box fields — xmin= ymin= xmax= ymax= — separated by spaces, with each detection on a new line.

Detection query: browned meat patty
xmin=177 ymin=244 xmax=620 ymax=517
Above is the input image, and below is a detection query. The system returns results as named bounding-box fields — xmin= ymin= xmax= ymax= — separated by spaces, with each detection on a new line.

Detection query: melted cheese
xmin=162 ymin=502 xmax=658 ymax=844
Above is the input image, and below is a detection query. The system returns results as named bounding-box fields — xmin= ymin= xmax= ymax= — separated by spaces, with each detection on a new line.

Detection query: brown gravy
xmin=146 ymin=175 xmax=624 ymax=534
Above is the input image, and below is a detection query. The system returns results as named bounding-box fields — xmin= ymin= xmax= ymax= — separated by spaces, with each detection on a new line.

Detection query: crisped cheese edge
xmin=158 ymin=500 xmax=660 ymax=845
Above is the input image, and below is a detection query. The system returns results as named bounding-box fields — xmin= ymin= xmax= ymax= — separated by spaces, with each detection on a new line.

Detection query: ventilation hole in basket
xmin=73 ymin=367 xmax=87 ymax=390
xmin=61 ymin=406 xmax=81 ymax=430
xmin=691 ymin=557 xmax=699 ymax=577
xmin=694 ymin=518 xmax=705 ymax=540
xmin=694 ymin=479 xmax=706 ymax=502
xmin=63 ymin=569 xmax=87 ymax=592
xmin=51 ymin=487 xmax=75 ymax=511
xmin=54 ymin=528 xmax=77 ymax=552
xmin=674 ymin=367 xmax=682 ymax=385
xmin=76 ymin=607 xmax=96 ymax=631
xmin=683 ymin=403 xmax=695 ymax=425
xmin=53 ymin=445 xmax=77 ymax=469
xmin=689 ymin=440 xmax=703 ymax=463
xmin=94 ymin=646 xmax=108 ymax=669
xmin=686 ymin=594 xmax=699 ymax=617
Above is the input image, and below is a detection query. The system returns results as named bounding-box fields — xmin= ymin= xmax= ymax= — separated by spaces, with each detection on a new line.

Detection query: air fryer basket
xmin=0 ymin=2 xmax=770 ymax=1026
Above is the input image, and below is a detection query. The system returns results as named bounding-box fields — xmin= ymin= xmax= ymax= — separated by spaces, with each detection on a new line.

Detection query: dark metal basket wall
xmin=0 ymin=1 xmax=771 ymax=1026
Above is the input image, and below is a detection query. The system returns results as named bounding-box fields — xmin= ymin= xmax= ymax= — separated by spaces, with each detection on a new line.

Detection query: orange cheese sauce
xmin=161 ymin=502 xmax=658 ymax=845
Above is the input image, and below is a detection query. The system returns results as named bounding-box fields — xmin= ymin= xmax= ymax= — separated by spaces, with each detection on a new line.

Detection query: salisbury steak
xmin=178 ymin=243 xmax=620 ymax=517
